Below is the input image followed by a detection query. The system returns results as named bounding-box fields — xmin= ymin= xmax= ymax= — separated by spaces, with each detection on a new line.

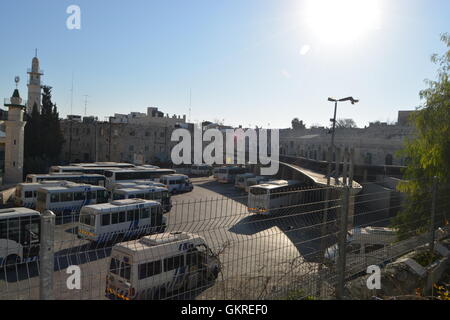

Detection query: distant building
xmin=280 ymin=111 xmax=416 ymax=166
xmin=60 ymin=108 xmax=189 ymax=164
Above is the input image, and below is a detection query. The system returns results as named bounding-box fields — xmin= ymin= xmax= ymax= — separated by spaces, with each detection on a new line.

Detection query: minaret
xmin=26 ymin=50 xmax=43 ymax=114
xmin=3 ymin=79 xmax=26 ymax=184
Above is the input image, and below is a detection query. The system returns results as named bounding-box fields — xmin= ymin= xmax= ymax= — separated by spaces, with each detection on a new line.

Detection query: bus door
xmin=21 ymin=216 xmax=41 ymax=259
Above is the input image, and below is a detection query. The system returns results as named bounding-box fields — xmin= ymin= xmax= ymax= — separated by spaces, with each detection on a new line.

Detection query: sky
xmin=0 ymin=0 xmax=449 ymax=129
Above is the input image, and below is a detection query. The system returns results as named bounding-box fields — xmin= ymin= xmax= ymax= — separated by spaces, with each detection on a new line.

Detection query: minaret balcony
xmin=27 ymin=68 xmax=44 ymax=75
xmin=4 ymin=98 xmax=27 ymax=107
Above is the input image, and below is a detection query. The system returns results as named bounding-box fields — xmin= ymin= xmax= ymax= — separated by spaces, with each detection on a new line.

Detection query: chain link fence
xmin=0 ymin=177 xmax=449 ymax=300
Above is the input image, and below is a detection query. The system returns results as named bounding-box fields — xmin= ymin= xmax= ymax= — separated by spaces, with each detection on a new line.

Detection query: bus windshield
xmin=110 ymin=257 xmax=131 ymax=281
xmin=250 ymin=187 xmax=267 ymax=196
xmin=80 ymin=212 xmax=95 ymax=226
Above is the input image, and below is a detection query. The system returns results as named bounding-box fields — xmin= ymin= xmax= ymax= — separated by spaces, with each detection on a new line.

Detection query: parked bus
xmin=112 ymin=186 xmax=172 ymax=212
xmin=159 ymin=174 xmax=193 ymax=194
xmin=234 ymin=173 xmax=256 ymax=190
xmin=26 ymin=173 xmax=106 ymax=187
xmin=244 ymin=176 xmax=272 ymax=193
xmin=14 ymin=180 xmax=68 ymax=209
xmin=191 ymin=164 xmax=212 ymax=176
xmin=216 ymin=166 xmax=247 ymax=183
xmin=70 ymin=162 xmax=135 ymax=168
xmin=78 ymin=199 xmax=166 ymax=243
xmin=105 ymin=232 xmax=220 ymax=300
xmin=0 ymin=208 xmax=40 ymax=269
xmin=35 ymin=183 xmax=109 ymax=224
xmin=247 ymin=180 xmax=303 ymax=215
xmin=104 ymin=169 xmax=176 ymax=190
xmin=111 ymin=181 xmax=163 ymax=191
xmin=50 ymin=162 xmax=135 ymax=173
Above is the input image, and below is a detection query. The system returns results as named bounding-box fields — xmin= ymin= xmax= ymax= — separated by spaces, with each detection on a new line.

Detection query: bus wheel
xmin=5 ymin=255 xmax=21 ymax=271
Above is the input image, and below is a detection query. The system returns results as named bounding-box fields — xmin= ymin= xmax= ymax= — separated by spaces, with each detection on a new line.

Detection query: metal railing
xmin=0 ymin=178 xmax=448 ymax=300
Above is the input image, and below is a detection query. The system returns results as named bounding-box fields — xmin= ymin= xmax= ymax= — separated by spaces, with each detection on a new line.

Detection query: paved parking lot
xmin=0 ymin=177 xmax=325 ymax=300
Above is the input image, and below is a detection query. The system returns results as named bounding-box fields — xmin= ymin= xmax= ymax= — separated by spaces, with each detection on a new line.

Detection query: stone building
xmin=280 ymin=111 xmax=416 ymax=166
xmin=59 ymin=107 xmax=189 ymax=165
xmin=0 ymin=87 xmax=26 ymax=184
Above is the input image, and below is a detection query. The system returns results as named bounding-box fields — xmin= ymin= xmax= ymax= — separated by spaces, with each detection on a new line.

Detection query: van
xmin=105 ymin=232 xmax=220 ymax=300
xmin=160 ymin=174 xmax=193 ymax=194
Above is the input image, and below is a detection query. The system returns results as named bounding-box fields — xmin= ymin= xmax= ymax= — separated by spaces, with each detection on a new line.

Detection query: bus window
xmin=87 ymin=191 xmax=96 ymax=200
xmin=118 ymin=211 xmax=126 ymax=223
xmin=126 ymin=210 xmax=134 ymax=222
xmin=61 ymin=192 xmax=74 ymax=202
xmin=74 ymin=192 xmax=85 ymax=201
xmin=25 ymin=191 xmax=33 ymax=198
xmin=101 ymin=214 xmax=111 ymax=226
xmin=97 ymin=190 xmax=108 ymax=203
xmin=140 ymin=207 xmax=150 ymax=219
xmin=138 ymin=260 xmax=162 ymax=280
xmin=186 ymin=249 xmax=199 ymax=267
xmin=50 ymin=193 xmax=59 ymax=203
xmin=111 ymin=212 xmax=119 ymax=224
xmin=164 ymin=255 xmax=184 ymax=272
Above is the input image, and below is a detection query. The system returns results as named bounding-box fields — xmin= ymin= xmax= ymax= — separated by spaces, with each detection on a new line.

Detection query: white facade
xmin=3 ymin=89 xmax=26 ymax=184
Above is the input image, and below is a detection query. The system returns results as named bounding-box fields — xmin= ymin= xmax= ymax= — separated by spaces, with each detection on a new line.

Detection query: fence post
xmin=39 ymin=210 xmax=55 ymax=300
xmin=429 ymin=176 xmax=438 ymax=254
xmin=336 ymin=186 xmax=350 ymax=299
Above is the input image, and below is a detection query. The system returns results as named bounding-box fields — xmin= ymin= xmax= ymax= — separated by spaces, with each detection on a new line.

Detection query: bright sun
xmin=304 ymin=0 xmax=382 ymax=45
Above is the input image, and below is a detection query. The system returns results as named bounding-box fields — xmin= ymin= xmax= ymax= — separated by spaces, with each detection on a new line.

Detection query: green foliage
xmin=392 ymin=34 xmax=450 ymax=240
xmin=24 ymin=86 xmax=65 ymax=176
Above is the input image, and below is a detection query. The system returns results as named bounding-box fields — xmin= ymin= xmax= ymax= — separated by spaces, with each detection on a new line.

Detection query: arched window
xmin=385 ymin=154 xmax=393 ymax=165
xmin=365 ymin=153 xmax=372 ymax=165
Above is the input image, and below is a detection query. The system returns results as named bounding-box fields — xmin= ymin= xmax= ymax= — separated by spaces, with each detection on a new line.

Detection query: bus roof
xmin=112 ymin=232 xmax=206 ymax=257
xmin=82 ymin=199 xmax=160 ymax=212
xmin=28 ymin=173 xmax=104 ymax=177
xmin=160 ymin=173 xmax=188 ymax=178
xmin=0 ymin=207 xmax=40 ymax=219
xmin=251 ymin=180 xmax=301 ymax=190
xmin=37 ymin=183 xmax=104 ymax=192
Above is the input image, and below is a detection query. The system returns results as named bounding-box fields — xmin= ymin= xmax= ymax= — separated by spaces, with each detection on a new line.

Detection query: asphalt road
xmin=0 ymin=177 xmax=328 ymax=300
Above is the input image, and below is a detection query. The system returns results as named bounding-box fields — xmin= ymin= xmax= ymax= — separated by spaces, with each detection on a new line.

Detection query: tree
xmin=291 ymin=118 xmax=306 ymax=130
xmin=336 ymin=118 xmax=357 ymax=128
xmin=24 ymin=86 xmax=65 ymax=176
xmin=392 ymin=34 xmax=450 ymax=240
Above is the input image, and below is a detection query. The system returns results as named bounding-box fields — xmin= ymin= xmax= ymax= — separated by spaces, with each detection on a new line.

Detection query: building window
xmin=365 ymin=153 xmax=372 ymax=165
xmin=385 ymin=154 xmax=393 ymax=166
xmin=129 ymin=145 xmax=134 ymax=152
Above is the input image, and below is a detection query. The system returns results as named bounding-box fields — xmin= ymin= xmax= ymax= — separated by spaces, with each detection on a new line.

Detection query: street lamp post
xmin=327 ymin=97 xmax=359 ymax=185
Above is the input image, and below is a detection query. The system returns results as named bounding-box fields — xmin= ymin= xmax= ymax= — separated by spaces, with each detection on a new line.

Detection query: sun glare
xmin=304 ymin=0 xmax=381 ymax=45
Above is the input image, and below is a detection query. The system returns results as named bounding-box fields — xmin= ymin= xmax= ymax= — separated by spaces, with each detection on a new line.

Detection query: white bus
xmin=26 ymin=173 xmax=106 ymax=186
xmin=105 ymin=232 xmax=220 ymax=300
xmin=50 ymin=162 xmax=135 ymax=173
xmin=191 ymin=164 xmax=212 ymax=176
xmin=0 ymin=208 xmax=40 ymax=269
xmin=247 ymin=180 xmax=303 ymax=215
xmin=244 ymin=176 xmax=272 ymax=193
xmin=14 ymin=180 xmax=68 ymax=209
xmin=234 ymin=173 xmax=256 ymax=190
xmin=78 ymin=199 xmax=166 ymax=243
xmin=159 ymin=174 xmax=193 ymax=194
xmin=112 ymin=186 xmax=172 ymax=212
xmin=216 ymin=166 xmax=247 ymax=183
xmin=35 ymin=183 xmax=109 ymax=224
xmin=104 ymin=169 xmax=176 ymax=190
